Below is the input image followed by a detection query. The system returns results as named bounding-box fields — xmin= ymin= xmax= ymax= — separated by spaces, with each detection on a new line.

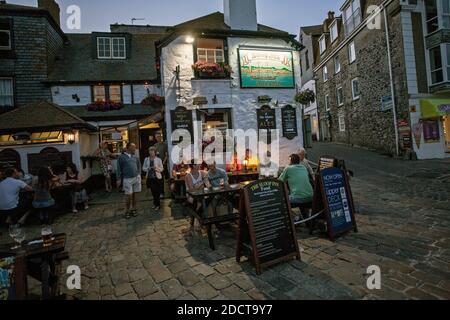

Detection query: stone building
xmin=159 ymin=0 xmax=304 ymax=169
xmin=299 ymin=25 xmax=323 ymax=144
xmin=313 ymin=0 xmax=450 ymax=159
xmin=0 ymin=0 xmax=66 ymax=112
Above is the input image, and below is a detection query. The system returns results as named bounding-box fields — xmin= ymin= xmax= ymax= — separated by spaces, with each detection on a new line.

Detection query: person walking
xmin=117 ymin=143 xmax=142 ymax=219
xmin=32 ymin=167 xmax=56 ymax=226
xmin=143 ymin=147 xmax=164 ymax=212
xmin=154 ymin=134 xmax=168 ymax=197
xmin=94 ymin=142 xmax=113 ymax=192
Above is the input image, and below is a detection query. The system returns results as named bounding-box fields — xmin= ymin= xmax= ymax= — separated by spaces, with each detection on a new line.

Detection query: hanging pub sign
xmin=313 ymin=167 xmax=358 ymax=241
xmin=257 ymin=105 xmax=276 ymax=131
xmin=236 ymin=179 xmax=301 ymax=275
xmin=281 ymin=105 xmax=298 ymax=140
xmin=170 ymin=106 xmax=193 ymax=145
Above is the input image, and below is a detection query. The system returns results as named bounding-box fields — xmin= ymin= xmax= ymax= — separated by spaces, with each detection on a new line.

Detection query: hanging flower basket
xmin=86 ymin=101 xmax=124 ymax=112
xmin=294 ymin=89 xmax=316 ymax=105
xmin=192 ymin=61 xmax=232 ymax=79
xmin=141 ymin=94 xmax=165 ymax=107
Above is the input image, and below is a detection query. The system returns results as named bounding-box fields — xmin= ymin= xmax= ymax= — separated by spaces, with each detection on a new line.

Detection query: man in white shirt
xmin=0 ymin=168 xmax=33 ymax=225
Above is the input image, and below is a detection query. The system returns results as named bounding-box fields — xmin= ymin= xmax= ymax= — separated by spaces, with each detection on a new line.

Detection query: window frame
xmin=0 ymin=29 xmax=11 ymax=51
xmin=305 ymin=50 xmax=310 ymax=70
xmin=319 ymin=34 xmax=326 ymax=55
xmin=337 ymin=86 xmax=344 ymax=106
xmin=343 ymin=0 xmax=362 ymax=37
xmin=428 ymin=44 xmax=447 ymax=85
xmin=351 ymin=78 xmax=360 ymax=100
xmin=92 ymin=84 xmax=123 ymax=103
xmin=330 ymin=20 xmax=339 ymax=43
xmin=323 ymin=65 xmax=329 ymax=82
xmin=338 ymin=114 xmax=346 ymax=132
xmin=348 ymin=41 xmax=356 ymax=63
xmin=97 ymin=36 xmax=127 ymax=60
xmin=425 ymin=0 xmax=450 ymax=35
xmin=0 ymin=77 xmax=15 ymax=108
xmin=325 ymin=94 xmax=330 ymax=111
xmin=194 ymin=38 xmax=226 ymax=65
xmin=334 ymin=56 xmax=341 ymax=74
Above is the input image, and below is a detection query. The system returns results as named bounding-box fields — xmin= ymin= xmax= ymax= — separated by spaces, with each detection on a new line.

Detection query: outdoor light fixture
xmin=67 ymin=132 xmax=76 ymax=144
xmin=185 ymin=36 xmax=195 ymax=44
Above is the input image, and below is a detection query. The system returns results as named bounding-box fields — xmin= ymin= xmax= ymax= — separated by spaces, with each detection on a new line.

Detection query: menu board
xmin=257 ymin=105 xmax=277 ymax=131
xmin=27 ymin=148 xmax=72 ymax=175
xmin=236 ymin=179 xmax=300 ymax=274
xmin=170 ymin=106 xmax=193 ymax=145
xmin=320 ymin=167 xmax=357 ymax=240
xmin=281 ymin=105 xmax=298 ymax=140
xmin=318 ymin=156 xmax=338 ymax=172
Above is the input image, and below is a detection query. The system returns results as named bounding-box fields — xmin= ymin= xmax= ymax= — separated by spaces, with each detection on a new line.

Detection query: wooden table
xmin=227 ymin=171 xmax=260 ymax=184
xmin=187 ymin=183 xmax=252 ymax=250
xmin=0 ymin=233 xmax=68 ymax=300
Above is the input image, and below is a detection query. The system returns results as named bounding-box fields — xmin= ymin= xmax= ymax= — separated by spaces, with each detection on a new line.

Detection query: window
xmin=319 ymin=35 xmax=326 ymax=54
xmin=325 ymin=94 xmax=330 ymax=111
xmin=97 ymin=37 xmax=126 ymax=59
xmin=330 ymin=21 xmax=338 ymax=43
xmin=337 ymin=87 xmax=344 ymax=106
xmin=305 ymin=50 xmax=310 ymax=70
xmin=348 ymin=41 xmax=356 ymax=63
xmin=0 ymin=21 xmax=11 ymax=50
xmin=93 ymin=85 xmax=106 ymax=102
xmin=352 ymin=78 xmax=360 ymax=100
xmin=444 ymin=0 xmax=450 ymax=29
xmin=0 ymin=78 xmax=14 ymax=107
xmin=323 ymin=66 xmax=329 ymax=82
xmin=429 ymin=45 xmax=444 ymax=84
xmin=93 ymin=85 xmax=123 ymax=102
xmin=339 ymin=114 xmax=346 ymax=132
xmin=334 ymin=56 xmax=341 ymax=74
xmin=426 ymin=0 xmax=439 ymax=34
xmin=343 ymin=0 xmax=361 ymax=36
xmin=196 ymin=39 xmax=225 ymax=64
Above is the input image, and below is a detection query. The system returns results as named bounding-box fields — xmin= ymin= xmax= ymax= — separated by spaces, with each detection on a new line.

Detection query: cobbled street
xmin=1 ymin=143 xmax=449 ymax=300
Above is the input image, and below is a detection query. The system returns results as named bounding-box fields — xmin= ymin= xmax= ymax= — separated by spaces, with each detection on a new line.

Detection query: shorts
xmin=123 ymin=176 xmax=142 ymax=195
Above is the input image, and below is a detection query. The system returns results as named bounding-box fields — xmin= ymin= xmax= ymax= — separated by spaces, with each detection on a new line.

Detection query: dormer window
xmin=97 ymin=37 xmax=126 ymax=59
xmin=0 ymin=20 xmax=12 ymax=51
xmin=330 ymin=21 xmax=339 ymax=43
xmin=319 ymin=35 xmax=326 ymax=54
xmin=343 ymin=0 xmax=361 ymax=37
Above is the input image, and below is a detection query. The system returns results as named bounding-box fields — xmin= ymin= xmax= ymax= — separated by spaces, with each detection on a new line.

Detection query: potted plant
xmin=192 ymin=61 xmax=233 ymax=79
xmin=141 ymin=94 xmax=165 ymax=107
xmin=294 ymin=89 xmax=316 ymax=105
xmin=86 ymin=101 xmax=124 ymax=112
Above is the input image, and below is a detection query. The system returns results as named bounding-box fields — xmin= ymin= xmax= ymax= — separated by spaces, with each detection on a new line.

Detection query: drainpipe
xmin=383 ymin=3 xmax=400 ymax=157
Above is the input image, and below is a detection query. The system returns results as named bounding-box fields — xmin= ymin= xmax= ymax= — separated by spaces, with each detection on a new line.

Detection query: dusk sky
xmin=9 ymin=0 xmax=342 ymax=36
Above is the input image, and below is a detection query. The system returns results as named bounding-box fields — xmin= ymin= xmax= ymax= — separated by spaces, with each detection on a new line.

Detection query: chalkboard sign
xmin=318 ymin=155 xmax=338 ymax=172
xmin=170 ymin=106 xmax=193 ymax=145
xmin=281 ymin=105 xmax=298 ymax=140
xmin=319 ymin=167 xmax=358 ymax=241
xmin=0 ymin=149 xmax=21 ymax=171
xmin=236 ymin=179 xmax=301 ymax=275
xmin=27 ymin=147 xmax=72 ymax=175
xmin=257 ymin=105 xmax=276 ymax=131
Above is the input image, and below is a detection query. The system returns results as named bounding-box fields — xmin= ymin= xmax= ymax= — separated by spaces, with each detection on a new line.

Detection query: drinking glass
xmin=9 ymin=224 xmax=25 ymax=250
xmin=41 ymin=226 xmax=53 ymax=248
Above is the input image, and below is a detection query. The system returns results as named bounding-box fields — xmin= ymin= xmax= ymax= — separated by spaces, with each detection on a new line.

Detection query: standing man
xmin=298 ymin=148 xmax=315 ymax=179
xmin=0 ymin=168 xmax=33 ymax=226
xmin=154 ymin=133 xmax=168 ymax=198
xmin=117 ymin=143 xmax=142 ymax=219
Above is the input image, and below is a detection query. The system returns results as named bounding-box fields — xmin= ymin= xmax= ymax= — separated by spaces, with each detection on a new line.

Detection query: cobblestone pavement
xmin=1 ymin=143 xmax=449 ymax=300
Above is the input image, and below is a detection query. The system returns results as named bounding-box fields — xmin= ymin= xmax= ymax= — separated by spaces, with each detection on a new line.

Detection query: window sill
xmin=353 ymin=96 xmax=360 ymax=101
xmin=191 ymin=77 xmax=232 ymax=81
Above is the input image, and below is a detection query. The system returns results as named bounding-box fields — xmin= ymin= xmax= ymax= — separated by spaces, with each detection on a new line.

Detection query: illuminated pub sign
xmin=238 ymin=49 xmax=295 ymax=89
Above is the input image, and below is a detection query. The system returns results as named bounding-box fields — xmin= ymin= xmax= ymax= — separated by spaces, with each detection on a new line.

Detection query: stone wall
xmin=315 ymin=5 xmax=410 ymax=156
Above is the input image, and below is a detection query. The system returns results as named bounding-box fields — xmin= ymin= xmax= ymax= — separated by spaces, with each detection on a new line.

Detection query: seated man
xmin=0 ymin=168 xmax=33 ymax=226
xmin=206 ymin=161 xmax=229 ymax=188
xmin=279 ymin=154 xmax=314 ymax=208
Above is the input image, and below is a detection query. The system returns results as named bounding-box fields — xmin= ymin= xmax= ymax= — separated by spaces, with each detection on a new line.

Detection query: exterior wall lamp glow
xmin=67 ymin=132 xmax=76 ymax=144
xmin=185 ymin=36 xmax=195 ymax=44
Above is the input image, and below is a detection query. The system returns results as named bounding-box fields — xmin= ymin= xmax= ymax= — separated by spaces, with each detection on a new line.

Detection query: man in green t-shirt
xmin=279 ymin=154 xmax=314 ymax=205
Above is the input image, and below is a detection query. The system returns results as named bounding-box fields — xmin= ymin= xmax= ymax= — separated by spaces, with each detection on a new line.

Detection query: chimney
xmin=37 ymin=0 xmax=61 ymax=27
xmin=224 ymin=0 xmax=258 ymax=31
xmin=328 ymin=11 xmax=335 ymax=20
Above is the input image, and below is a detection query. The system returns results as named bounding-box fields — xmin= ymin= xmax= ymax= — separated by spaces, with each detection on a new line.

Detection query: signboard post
xmin=170 ymin=106 xmax=193 ymax=145
xmin=236 ymin=179 xmax=301 ymax=275
xmin=314 ymin=167 xmax=358 ymax=241
xmin=281 ymin=105 xmax=298 ymax=140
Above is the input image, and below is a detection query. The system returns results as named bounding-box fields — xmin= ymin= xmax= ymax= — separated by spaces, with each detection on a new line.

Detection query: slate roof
xmin=61 ymin=104 xmax=163 ymax=122
xmin=47 ymin=33 xmax=162 ymax=83
xmin=0 ymin=101 xmax=95 ymax=134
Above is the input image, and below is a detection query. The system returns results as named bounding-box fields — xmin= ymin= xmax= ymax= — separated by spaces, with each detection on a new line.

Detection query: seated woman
xmin=226 ymin=151 xmax=243 ymax=172
xmin=169 ymin=161 xmax=190 ymax=197
xmin=32 ymin=167 xmax=56 ymax=226
xmin=279 ymin=154 xmax=314 ymax=208
xmin=64 ymin=163 xmax=89 ymax=214
xmin=182 ymin=161 xmax=207 ymax=235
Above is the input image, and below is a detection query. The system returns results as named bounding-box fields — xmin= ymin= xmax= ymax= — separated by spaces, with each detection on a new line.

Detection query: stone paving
xmin=1 ymin=143 xmax=449 ymax=300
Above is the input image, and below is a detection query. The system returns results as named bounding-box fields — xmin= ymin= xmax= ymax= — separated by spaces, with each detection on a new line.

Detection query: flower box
xmin=192 ymin=61 xmax=232 ymax=80
xmin=141 ymin=94 xmax=165 ymax=107
xmin=86 ymin=101 xmax=124 ymax=112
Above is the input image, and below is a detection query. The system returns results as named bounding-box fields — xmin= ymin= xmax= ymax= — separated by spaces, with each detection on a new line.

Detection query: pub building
xmin=160 ymin=0 xmax=305 ymax=171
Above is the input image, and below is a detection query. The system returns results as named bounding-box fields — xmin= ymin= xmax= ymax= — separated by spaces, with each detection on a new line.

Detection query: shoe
xmin=125 ymin=211 xmax=132 ymax=220
xmin=84 ymin=205 xmax=89 ymax=210
xmin=131 ymin=210 xmax=138 ymax=217
xmin=154 ymin=207 xmax=161 ymax=212
xmin=72 ymin=209 xmax=78 ymax=214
